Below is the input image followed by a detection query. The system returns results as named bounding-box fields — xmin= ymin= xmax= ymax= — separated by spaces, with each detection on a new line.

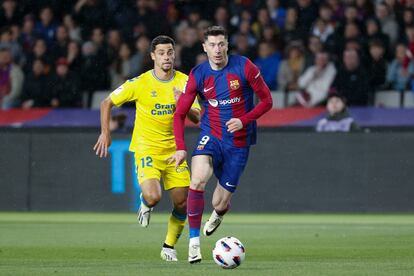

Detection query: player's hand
xmin=173 ymin=86 xmax=182 ymax=102
xmin=226 ymin=118 xmax=243 ymax=133
xmin=167 ymin=150 xmax=187 ymax=169
xmin=93 ymin=132 xmax=112 ymax=158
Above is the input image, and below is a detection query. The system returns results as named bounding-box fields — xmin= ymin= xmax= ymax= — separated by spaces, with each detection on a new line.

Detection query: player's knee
xmin=190 ymin=177 xmax=206 ymax=190
xmin=144 ymin=192 xmax=161 ymax=207
xmin=174 ymin=199 xmax=187 ymax=213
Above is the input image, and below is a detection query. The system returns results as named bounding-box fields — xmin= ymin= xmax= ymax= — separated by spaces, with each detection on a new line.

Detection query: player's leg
xmin=203 ymin=184 xmax=232 ymax=236
xmin=160 ymin=187 xmax=188 ymax=261
xmin=203 ymin=145 xmax=249 ymax=236
xmin=187 ymin=154 xmax=213 ymax=263
xmin=160 ymin=158 xmax=190 ymax=261
xmin=137 ymin=179 xmax=162 ymax=227
xmin=135 ymin=152 xmax=162 ymax=227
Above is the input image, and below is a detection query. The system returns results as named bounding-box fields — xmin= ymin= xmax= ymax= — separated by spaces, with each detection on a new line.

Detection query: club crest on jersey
xmin=229 ymin=80 xmax=240 ymax=90
xmin=151 ymin=91 xmax=157 ymax=97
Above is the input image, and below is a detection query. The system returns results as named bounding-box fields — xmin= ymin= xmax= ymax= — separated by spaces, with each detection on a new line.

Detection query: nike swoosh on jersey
xmin=225 ymin=182 xmax=236 ymax=187
xmin=203 ymin=87 xmax=214 ymax=92
xmin=254 ymin=72 xmax=261 ymax=79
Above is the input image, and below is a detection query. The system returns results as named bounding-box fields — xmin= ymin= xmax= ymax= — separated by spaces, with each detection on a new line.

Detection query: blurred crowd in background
xmin=1 ymin=0 xmax=414 ymax=109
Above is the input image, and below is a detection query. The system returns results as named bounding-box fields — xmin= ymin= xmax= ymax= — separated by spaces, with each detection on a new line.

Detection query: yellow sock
xmin=164 ymin=210 xmax=186 ymax=247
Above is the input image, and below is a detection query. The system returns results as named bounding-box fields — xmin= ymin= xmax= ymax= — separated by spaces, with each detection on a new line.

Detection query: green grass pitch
xmin=1 ymin=213 xmax=414 ymax=275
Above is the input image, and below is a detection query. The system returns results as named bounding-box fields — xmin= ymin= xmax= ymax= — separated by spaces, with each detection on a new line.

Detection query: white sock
xmin=189 ymin=237 xmax=200 ymax=247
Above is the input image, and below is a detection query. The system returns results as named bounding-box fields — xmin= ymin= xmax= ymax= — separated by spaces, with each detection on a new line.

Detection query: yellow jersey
xmin=110 ymin=70 xmax=200 ymax=154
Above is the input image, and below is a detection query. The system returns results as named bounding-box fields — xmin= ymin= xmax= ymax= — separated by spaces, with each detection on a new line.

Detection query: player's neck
xmin=209 ymin=56 xmax=229 ymax=71
xmin=153 ymin=67 xmax=174 ymax=81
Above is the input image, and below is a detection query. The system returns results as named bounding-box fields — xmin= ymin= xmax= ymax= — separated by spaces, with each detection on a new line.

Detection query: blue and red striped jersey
xmin=174 ymin=55 xmax=273 ymax=150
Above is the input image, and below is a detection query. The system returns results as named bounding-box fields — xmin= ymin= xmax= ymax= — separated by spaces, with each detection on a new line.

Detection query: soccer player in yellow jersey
xmin=93 ymin=35 xmax=201 ymax=262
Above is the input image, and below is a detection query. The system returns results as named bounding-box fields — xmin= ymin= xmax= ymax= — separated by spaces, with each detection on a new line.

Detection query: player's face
xmin=203 ymin=35 xmax=228 ymax=68
xmin=151 ymin=43 xmax=175 ymax=72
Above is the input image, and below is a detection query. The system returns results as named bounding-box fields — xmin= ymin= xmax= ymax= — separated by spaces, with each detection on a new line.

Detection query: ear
xmin=202 ymin=43 xmax=207 ymax=53
xmin=150 ymin=52 xmax=155 ymax=61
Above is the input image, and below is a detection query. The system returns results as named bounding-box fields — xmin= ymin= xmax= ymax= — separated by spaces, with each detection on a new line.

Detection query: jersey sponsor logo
xmin=203 ymin=87 xmax=214 ymax=93
xmin=208 ymin=99 xmax=219 ymax=107
xmin=229 ymin=80 xmax=240 ymax=90
xmin=151 ymin=103 xmax=176 ymax=115
xmin=208 ymin=97 xmax=241 ymax=107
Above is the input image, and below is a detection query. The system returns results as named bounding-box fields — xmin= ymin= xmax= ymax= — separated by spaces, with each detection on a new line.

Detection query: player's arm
xmin=93 ymin=96 xmax=114 ymax=158
xmin=187 ymin=107 xmax=201 ymax=124
xmin=168 ymin=72 xmax=198 ymax=167
xmin=173 ymin=86 xmax=200 ymax=124
xmin=237 ymin=58 xmax=273 ymax=126
xmin=93 ymin=81 xmax=137 ymax=157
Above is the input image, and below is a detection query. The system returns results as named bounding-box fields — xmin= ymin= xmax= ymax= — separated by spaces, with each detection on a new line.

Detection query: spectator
xmin=106 ymin=29 xmax=122 ymax=65
xmin=50 ymin=25 xmax=69 ymax=60
xmin=295 ymin=0 xmax=319 ymax=34
xmin=230 ymin=34 xmax=256 ymax=61
xmin=0 ymin=26 xmax=22 ymax=63
xmin=327 ymin=0 xmax=345 ymax=22
xmin=0 ymin=0 xmax=21 ymax=27
xmin=110 ymin=42 xmax=134 ymax=89
xmin=386 ymin=43 xmax=414 ymax=91
xmin=66 ymin=41 xmax=82 ymax=72
xmin=375 ymin=2 xmax=399 ymax=46
xmin=251 ymin=8 xmax=274 ymax=41
xmin=368 ymin=40 xmax=387 ymax=91
xmin=280 ymin=7 xmax=305 ymax=48
xmin=277 ymin=41 xmax=306 ymax=93
xmin=319 ymin=3 xmax=336 ymax=28
xmin=254 ymin=41 xmax=281 ymax=90
xmin=312 ymin=18 xmax=334 ymax=43
xmin=21 ymin=58 xmax=52 ymax=108
xmin=297 ymin=51 xmax=337 ymax=107
xmin=306 ymin=35 xmax=323 ymax=64
xmin=364 ymin=18 xmax=391 ymax=60
xmin=230 ymin=20 xmax=256 ymax=47
xmin=23 ymin=38 xmax=50 ymax=73
xmin=74 ymin=0 xmax=108 ymax=40
xmin=179 ymin=27 xmax=203 ymax=74
xmin=80 ymin=41 xmax=109 ymax=107
xmin=62 ymin=14 xmax=81 ymax=43
xmin=50 ymin=57 xmax=81 ymax=107
xmin=0 ymin=47 xmax=23 ymax=109
xmin=35 ymin=6 xmax=58 ymax=46
xmin=130 ymin=35 xmax=151 ymax=77
xmin=266 ymin=0 xmax=286 ymax=29
xmin=355 ymin=0 xmax=375 ymax=19
xmin=316 ymin=91 xmax=359 ymax=132
xmin=90 ymin=27 xmax=109 ymax=66
xmin=18 ymin=15 xmax=37 ymax=56
xmin=333 ymin=49 xmax=371 ymax=106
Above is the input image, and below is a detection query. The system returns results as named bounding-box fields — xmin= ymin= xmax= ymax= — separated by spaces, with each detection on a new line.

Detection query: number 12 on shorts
xmin=197 ymin=135 xmax=210 ymax=150
xmin=140 ymin=156 xmax=153 ymax=168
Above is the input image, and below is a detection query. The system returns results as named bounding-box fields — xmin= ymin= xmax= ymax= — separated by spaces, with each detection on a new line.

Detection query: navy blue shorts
xmin=191 ymin=132 xmax=250 ymax=193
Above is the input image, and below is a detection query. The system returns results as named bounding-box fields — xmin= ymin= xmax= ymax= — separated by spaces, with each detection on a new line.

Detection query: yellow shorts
xmin=134 ymin=151 xmax=190 ymax=190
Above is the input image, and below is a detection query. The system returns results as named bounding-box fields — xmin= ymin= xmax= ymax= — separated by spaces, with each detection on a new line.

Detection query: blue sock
xmin=189 ymin=228 xmax=200 ymax=239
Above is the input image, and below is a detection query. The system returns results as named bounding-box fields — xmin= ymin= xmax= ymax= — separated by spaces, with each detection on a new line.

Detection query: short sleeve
xmin=110 ymin=78 xmax=140 ymax=107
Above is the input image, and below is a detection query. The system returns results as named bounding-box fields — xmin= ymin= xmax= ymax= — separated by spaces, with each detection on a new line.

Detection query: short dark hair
xmin=203 ymin=26 xmax=228 ymax=41
xmin=150 ymin=35 xmax=175 ymax=52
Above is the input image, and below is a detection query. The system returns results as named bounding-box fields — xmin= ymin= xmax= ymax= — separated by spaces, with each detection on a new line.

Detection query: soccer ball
xmin=212 ymin=236 xmax=245 ymax=269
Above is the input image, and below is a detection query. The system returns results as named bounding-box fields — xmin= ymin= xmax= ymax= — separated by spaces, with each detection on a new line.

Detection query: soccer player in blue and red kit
xmin=168 ymin=26 xmax=273 ymax=263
